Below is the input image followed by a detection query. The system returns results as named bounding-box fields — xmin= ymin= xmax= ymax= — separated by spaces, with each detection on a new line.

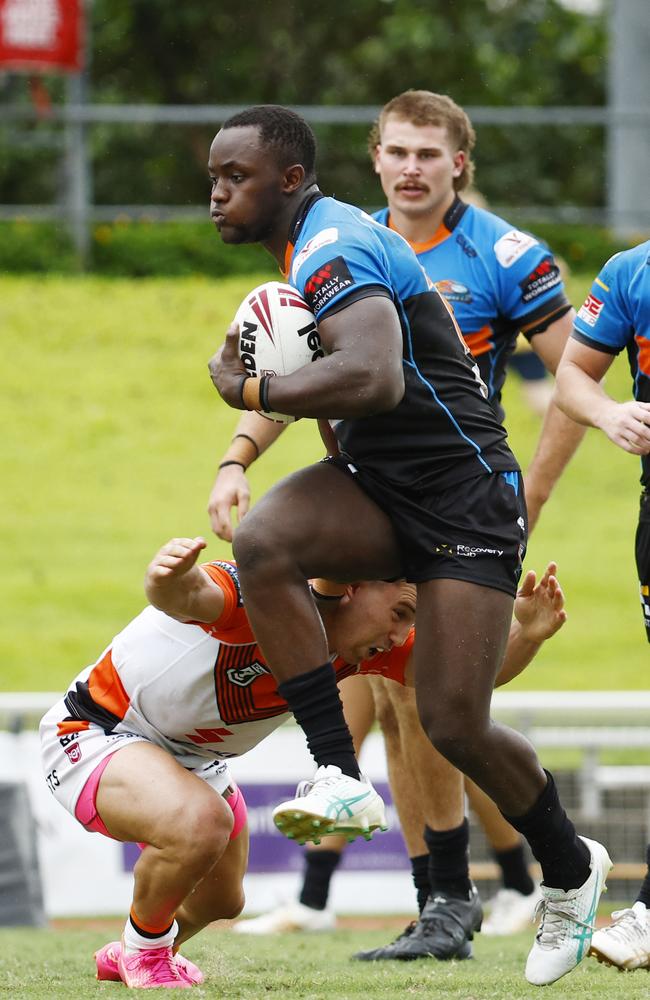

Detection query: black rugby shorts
xmin=636 ymin=490 xmax=650 ymax=643
xmin=326 ymin=457 xmax=527 ymax=597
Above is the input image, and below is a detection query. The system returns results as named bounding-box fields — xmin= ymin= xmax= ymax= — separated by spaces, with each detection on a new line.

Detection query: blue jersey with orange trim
xmin=573 ymin=240 xmax=650 ymax=488
xmin=287 ymin=192 xmax=517 ymax=492
xmin=373 ymin=199 xmax=570 ymax=421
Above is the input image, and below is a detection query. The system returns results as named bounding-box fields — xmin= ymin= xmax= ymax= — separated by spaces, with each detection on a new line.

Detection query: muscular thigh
xmin=235 ymin=461 xmax=403 ymax=582
xmin=413 ymin=577 xmax=513 ymax=726
xmin=96 ymin=742 xmax=230 ymax=846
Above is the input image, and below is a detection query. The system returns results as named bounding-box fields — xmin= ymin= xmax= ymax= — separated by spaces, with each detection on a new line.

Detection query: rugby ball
xmin=234 ymin=281 xmax=324 ymax=423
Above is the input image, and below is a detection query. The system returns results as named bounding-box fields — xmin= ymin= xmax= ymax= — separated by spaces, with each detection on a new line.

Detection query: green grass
xmin=0 ymin=273 xmax=646 ymax=692
xmin=0 ymin=921 xmax=648 ymax=1000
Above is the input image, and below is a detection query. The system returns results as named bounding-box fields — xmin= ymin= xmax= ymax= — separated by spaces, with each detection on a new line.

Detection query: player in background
xmin=208 ymin=91 xmax=584 ymax=954
xmin=555 ymin=240 xmax=650 ymax=972
xmin=208 ymin=104 xmax=610 ymax=986
xmin=40 ymin=536 xmax=564 ymax=989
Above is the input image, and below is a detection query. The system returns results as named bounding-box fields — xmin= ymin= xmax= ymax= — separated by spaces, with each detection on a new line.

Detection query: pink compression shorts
xmin=75 ymin=751 xmax=247 ymax=842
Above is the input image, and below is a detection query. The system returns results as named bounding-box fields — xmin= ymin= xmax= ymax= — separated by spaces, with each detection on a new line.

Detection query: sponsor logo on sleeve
xmin=304 ymin=256 xmax=355 ymax=316
xmin=434 ymin=279 xmax=473 ymax=304
xmin=518 ymin=256 xmax=561 ymax=303
xmin=494 ymin=229 xmax=538 ymax=268
xmin=291 ymin=227 xmax=339 ymax=282
xmin=577 ymin=292 xmax=604 ymax=327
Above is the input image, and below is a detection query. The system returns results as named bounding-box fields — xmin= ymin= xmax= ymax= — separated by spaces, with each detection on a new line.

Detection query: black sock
xmin=424 ymin=819 xmax=472 ymax=900
xmin=410 ymin=853 xmax=430 ymax=914
xmin=502 ymin=770 xmax=590 ymax=891
xmin=635 ymin=843 xmax=650 ymax=908
xmin=277 ymin=663 xmax=360 ymax=779
xmin=299 ymin=849 xmax=342 ymax=910
xmin=494 ymin=842 xmax=535 ymax=896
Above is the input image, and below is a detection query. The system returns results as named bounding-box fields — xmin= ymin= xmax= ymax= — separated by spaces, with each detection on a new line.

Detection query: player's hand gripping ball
xmin=234 ymin=281 xmax=324 ymax=423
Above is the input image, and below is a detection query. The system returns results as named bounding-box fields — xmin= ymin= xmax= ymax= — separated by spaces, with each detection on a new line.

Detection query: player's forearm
xmin=256 ymin=349 xmax=404 ymax=419
xmin=524 ymin=401 xmax=586 ymax=519
xmin=218 ymin=411 xmax=285 ymax=469
xmin=494 ymin=620 xmax=541 ymax=687
xmin=554 ymin=361 xmax=613 ymax=430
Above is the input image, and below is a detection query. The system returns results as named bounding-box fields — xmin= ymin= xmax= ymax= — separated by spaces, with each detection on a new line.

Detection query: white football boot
xmin=525 ymin=837 xmax=612 ymax=986
xmin=272 ymin=764 xmax=387 ymax=845
xmin=233 ymin=900 xmax=336 ymax=935
xmin=590 ymin=902 xmax=650 ymax=971
xmin=482 ymin=884 xmax=543 ymax=936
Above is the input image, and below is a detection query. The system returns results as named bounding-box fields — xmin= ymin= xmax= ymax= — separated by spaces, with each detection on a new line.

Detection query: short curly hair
xmin=368 ymin=91 xmax=475 ymax=192
xmin=222 ymin=105 xmax=317 ymax=183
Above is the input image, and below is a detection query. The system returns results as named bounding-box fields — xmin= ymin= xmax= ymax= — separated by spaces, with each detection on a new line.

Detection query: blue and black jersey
xmin=373 ymin=199 xmax=571 ymax=422
xmin=573 ymin=240 xmax=650 ymax=488
xmin=285 ymin=192 xmax=517 ymax=493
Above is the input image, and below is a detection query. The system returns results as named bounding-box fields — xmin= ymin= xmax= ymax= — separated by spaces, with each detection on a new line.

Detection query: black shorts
xmin=327 ymin=456 xmax=527 ymax=597
xmin=636 ymin=491 xmax=650 ymax=643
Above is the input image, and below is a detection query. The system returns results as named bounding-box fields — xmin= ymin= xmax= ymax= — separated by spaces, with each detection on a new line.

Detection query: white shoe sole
xmin=273 ymin=801 xmax=387 ymax=845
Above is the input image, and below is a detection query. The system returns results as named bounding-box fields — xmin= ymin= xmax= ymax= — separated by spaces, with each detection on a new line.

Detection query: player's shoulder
xmin=598 ymin=240 xmax=650 ymax=289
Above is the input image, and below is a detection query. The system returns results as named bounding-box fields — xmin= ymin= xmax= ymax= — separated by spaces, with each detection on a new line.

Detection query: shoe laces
xmin=130 ymin=946 xmax=183 ymax=985
xmin=295 ymin=766 xmax=361 ymax=798
xmin=533 ymin=897 xmax=594 ymax=949
xmin=601 ymin=908 xmax=647 ymax=943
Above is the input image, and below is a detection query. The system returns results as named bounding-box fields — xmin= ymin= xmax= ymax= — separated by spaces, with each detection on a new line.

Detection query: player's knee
xmin=417 ymin=699 xmax=486 ymax=763
xmin=171 ymin=796 xmax=232 ymax=870
xmin=232 ymin=514 xmax=295 ymax=580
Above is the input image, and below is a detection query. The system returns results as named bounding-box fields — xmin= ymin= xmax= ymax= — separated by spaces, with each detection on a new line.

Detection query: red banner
xmin=0 ymin=0 xmax=83 ymax=72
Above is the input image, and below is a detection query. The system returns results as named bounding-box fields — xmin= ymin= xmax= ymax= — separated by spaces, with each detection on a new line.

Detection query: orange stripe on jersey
xmin=636 ymin=333 xmax=650 ymax=377
xmin=282 ymin=241 xmax=294 ymax=279
xmin=463 ymin=326 xmax=494 ymax=358
xmin=388 ymin=214 xmax=451 ymax=253
xmin=87 ymin=648 xmax=131 ymax=722
xmin=57 ymin=719 xmax=91 ymax=737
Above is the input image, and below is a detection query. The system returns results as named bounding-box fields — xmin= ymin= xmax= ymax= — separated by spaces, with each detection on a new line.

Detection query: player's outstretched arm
xmin=523 ymin=312 xmax=586 ymax=533
xmin=208 ymin=411 xmax=285 ymax=540
xmin=144 ymin=537 xmax=225 ymax=623
xmin=494 ymin=562 xmax=567 ymax=687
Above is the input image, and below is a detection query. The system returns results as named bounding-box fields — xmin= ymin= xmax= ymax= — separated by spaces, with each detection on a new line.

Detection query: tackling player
xmin=209 ymin=91 xmax=584 ymax=957
xmin=40 ymin=536 xmax=563 ymax=989
xmin=555 ymin=240 xmax=650 ymax=971
xmin=207 ymin=104 xmax=610 ymax=986
xmin=40 ymin=536 xmax=415 ymax=989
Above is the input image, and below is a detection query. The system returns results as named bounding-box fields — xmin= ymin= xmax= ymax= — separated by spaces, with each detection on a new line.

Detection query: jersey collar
xmin=388 ymin=196 xmax=469 ymax=254
xmin=282 ymin=186 xmax=324 ymax=278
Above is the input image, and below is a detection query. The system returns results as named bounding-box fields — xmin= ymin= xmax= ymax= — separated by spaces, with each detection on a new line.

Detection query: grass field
xmin=1 ymin=919 xmax=648 ymax=1000
xmin=1 ymin=272 xmax=646 ymax=692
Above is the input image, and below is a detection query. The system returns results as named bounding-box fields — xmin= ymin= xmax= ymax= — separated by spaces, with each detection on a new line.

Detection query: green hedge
xmin=0 ymin=217 xmax=646 ymax=277
xmin=0 ymin=219 xmax=275 ymax=278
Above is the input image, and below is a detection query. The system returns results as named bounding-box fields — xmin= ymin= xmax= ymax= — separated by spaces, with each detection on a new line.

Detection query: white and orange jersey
xmin=60 ymin=561 xmax=413 ymax=768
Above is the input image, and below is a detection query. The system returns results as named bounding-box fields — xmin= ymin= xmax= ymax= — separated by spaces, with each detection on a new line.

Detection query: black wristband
xmin=259 ymin=374 xmax=272 ymax=413
xmin=218 ymin=460 xmax=246 ymax=471
xmin=232 ymin=432 xmax=260 ymax=458
xmin=238 ymin=373 xmax=251 ymax=408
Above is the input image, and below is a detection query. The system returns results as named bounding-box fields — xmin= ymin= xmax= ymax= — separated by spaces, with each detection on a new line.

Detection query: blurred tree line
xmin=0 ymin=0 xmax=606 ymax=213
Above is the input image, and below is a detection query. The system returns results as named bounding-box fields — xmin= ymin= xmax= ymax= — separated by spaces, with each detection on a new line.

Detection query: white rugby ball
xmin=234 ymin=281 xmax=324 ymax=423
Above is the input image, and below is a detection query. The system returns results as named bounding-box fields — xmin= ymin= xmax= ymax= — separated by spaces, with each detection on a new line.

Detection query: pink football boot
xmin=95 ymin=940 xmax=204 ymax=985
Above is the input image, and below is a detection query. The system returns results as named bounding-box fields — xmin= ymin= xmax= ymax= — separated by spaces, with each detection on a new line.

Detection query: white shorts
xmin=40 ymin=699 xmax=234 ymax=835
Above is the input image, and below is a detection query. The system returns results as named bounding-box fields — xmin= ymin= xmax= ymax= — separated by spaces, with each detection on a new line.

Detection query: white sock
xmin=631 ymin=901 xmax=648 ymax=919
xmin=122 ymin=916 xmax=178 ymax=954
